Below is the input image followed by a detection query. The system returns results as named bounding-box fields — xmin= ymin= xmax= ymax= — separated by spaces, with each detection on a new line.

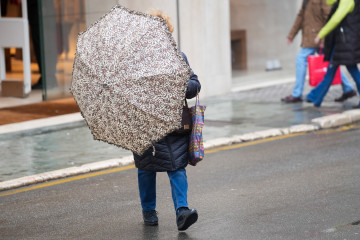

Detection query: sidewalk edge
xmin=0 ymin=113 xmax=85 ymax=138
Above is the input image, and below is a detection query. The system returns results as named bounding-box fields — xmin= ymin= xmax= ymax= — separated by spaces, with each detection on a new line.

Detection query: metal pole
xmin=176 ymin=0 xmax=181 ymax=50
xmin=38 ymin=0 xmax=47 ymax=100
xmin=22 ymin=0 xmax=28 ymax=19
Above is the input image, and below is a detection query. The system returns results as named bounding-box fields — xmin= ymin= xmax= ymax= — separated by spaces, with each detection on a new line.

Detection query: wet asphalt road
xmin=1 ymin=126 xmax=360 ymax=240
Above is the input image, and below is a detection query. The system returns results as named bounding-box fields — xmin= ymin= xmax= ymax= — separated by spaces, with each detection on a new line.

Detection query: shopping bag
xmin=307 ymin=54 xmax=341 ymax=87
xmin=188 ymin=95 xmax=206 ymax=166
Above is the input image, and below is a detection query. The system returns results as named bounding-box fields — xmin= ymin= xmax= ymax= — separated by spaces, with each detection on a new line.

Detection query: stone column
xmin=179 ymin=0 xmax=232 ymax=98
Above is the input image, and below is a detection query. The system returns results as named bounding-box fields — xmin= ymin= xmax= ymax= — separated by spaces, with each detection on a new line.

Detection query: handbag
xmin=307 ymin=54 xmax=341 ymax=87
xmin=188 ymin=94 xmax=206 ymax=166
xmin=176 ymin=99 xmax=192 ymax=134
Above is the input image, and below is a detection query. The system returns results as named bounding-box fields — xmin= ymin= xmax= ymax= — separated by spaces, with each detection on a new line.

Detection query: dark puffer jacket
xmin=133 ymin=52 xmax=201 ymax=172
xmin=324 ymin=0 xmax=360 ymax=65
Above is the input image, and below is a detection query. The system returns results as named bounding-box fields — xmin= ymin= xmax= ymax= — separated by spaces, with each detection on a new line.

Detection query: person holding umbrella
xmin=132 ymin=10 xmax=201 ymax=231
xmin=71 ymin=5 xmax=200 ymax=231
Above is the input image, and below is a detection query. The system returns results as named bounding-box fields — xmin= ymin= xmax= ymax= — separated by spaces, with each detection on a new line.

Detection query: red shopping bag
xmin=307 ymin=54 xmax=341 ymax=87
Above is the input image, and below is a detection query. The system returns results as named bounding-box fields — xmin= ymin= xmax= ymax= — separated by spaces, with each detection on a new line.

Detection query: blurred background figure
xmin=306 ymin=0 xmax=360 ymax=107
xmin=281 ymin=0 xmax=355 ymax=103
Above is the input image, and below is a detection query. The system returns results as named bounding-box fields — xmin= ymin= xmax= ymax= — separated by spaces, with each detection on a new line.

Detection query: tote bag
xmin=308 ymin=54 xmax=341 ymax=87
xmin=188 ymin=95 xmax=206 ymax=166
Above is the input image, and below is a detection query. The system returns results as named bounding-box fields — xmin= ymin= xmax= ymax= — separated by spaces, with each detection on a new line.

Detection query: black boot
xmin=176 ymin=207 xmax=198 ymax=231
xmin=142 ymin=210 xmax=158 ymax=226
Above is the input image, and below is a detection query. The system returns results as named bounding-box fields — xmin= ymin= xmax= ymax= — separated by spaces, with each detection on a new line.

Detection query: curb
xmin=0 ymin=157 xmax=134 ymax=191
xmin=1 ymin=109 xmax=360 ymax=192
xmin=0 ymin=113 xmax=85 ymax=139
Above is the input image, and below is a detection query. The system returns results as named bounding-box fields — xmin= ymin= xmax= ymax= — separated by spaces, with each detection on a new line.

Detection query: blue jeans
xmin=307 ymin=64 xmax=360 ymax=107
xmin=138 ymin=168 xmax=188 ymax=211
xmin=292 ymin=48 xmax=354 ymax=98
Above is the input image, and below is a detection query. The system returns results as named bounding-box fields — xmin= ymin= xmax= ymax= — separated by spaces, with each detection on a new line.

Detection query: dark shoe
xmin=142 ymin=210 xmax=158 ymax=226
xmin=335 ymin=90 xmax=356 ymax=102
xmin=281 ymin=95 xmax=303 ymax=103
xmin=353 ymin=102 xmax=360 ymax=109
xmin=176 ymin=207 xmax=198 ymax=231
xmin=306 ymin=96 xmax=321 ymax=106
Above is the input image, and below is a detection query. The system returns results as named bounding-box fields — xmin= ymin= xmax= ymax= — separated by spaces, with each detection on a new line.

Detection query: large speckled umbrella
xmin=71 ymin=5 xmax=191 ymax=155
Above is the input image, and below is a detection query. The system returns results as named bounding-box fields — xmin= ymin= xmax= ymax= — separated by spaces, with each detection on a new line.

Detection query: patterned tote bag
xmin=189 ymin=95 xmax=206 ymax=166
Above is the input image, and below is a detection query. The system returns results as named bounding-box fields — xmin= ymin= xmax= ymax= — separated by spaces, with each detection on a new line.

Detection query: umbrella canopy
xmin=71 ymin=5 xmax=191 ymax=155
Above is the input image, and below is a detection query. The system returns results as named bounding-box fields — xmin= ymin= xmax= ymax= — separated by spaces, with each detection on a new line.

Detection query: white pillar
xmin=179 ymin=0 xmax=232 ymax=98
xmin=22 ymin=0 xmax=31 ymax=94
xmin=0 ymin=0 xmax=31 ymax=96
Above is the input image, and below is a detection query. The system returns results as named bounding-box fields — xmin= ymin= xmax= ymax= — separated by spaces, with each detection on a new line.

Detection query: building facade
xmin=0 ymin=0 xmax=301 ymax=101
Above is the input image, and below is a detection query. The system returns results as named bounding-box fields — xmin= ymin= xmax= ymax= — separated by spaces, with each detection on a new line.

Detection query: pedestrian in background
xmin=306 ymin=0 xmax=360 ymax=107
xmin=282 ymin=0 xmax=356 ymax=103
xmin=132 ymin=10 xmax=200 ymax=231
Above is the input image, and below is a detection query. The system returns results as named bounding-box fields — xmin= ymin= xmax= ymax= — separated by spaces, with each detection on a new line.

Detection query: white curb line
xmin=1 ymin=109 xmax=360 ymax=192
xmin=0 ymin=113 xmax=85 ymax=136
xmin=0 ymin=156 xmax=134 ymax=191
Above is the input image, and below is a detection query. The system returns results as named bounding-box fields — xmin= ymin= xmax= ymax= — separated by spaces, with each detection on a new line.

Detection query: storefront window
xmin=39 ymin=0 xmax=86 ymax=100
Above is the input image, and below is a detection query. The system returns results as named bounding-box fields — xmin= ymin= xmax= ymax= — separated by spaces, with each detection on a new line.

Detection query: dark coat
xmin=324 ymin=0 xmax=360 ymax=65
xmin=133 ymin=52 xmax=201 ymax=172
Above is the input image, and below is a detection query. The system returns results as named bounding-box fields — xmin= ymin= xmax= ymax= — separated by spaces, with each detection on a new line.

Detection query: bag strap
xmin=195 ymin=89 xmax=200 ymax=107
xmin=316 ymin=48 xmax=323 ymax=56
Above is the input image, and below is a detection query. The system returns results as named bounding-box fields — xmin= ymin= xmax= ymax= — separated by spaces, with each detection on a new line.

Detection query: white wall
xmin=81 ymin=0 xmax=305 ymax=97
xmin=84 ymin=0 xmax=118 ymax=27
xmin=85 ymin=0 xmax=232 ymax=98
xmin=230 ymin=0 xmax=302 ymax=71
xmin=179 ymin=0 xmax=232 ymax=98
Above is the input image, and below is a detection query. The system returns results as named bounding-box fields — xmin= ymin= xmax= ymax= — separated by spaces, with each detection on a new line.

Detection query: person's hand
xmin=314 ymin=35 xmax=321 ymax=45
xmin=287 ymin=38 xmax=292 ymax=45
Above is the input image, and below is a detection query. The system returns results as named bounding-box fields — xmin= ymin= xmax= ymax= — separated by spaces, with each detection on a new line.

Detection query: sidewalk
xmin=0 ymin=97 xmax=79 ymax=125
xmin=1 ymin=81 xmax=360 ymax=191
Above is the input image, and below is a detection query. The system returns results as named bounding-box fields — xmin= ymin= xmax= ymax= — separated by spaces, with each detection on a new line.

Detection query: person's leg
xmin=291 ymin=48 xmax=318 ymax=98
xmin=334 ymin=69 xmax=357 ymax=102
xmin=340 ymin=70 xmax=354 ymax=94
xmin=168 ymin=169 xmax=198 ymax=231
xmin=167 ymin=169 xmax=188 ymax=211
xmin=346 ymin=65 xmax=360 ymax=107
xmin=138 ymin=169 xmax=158 ymax=226
xmin=138 ymin=169 xmax=157 ymax=211
xmin=307 ymin=63 xmax=339 ymax=106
